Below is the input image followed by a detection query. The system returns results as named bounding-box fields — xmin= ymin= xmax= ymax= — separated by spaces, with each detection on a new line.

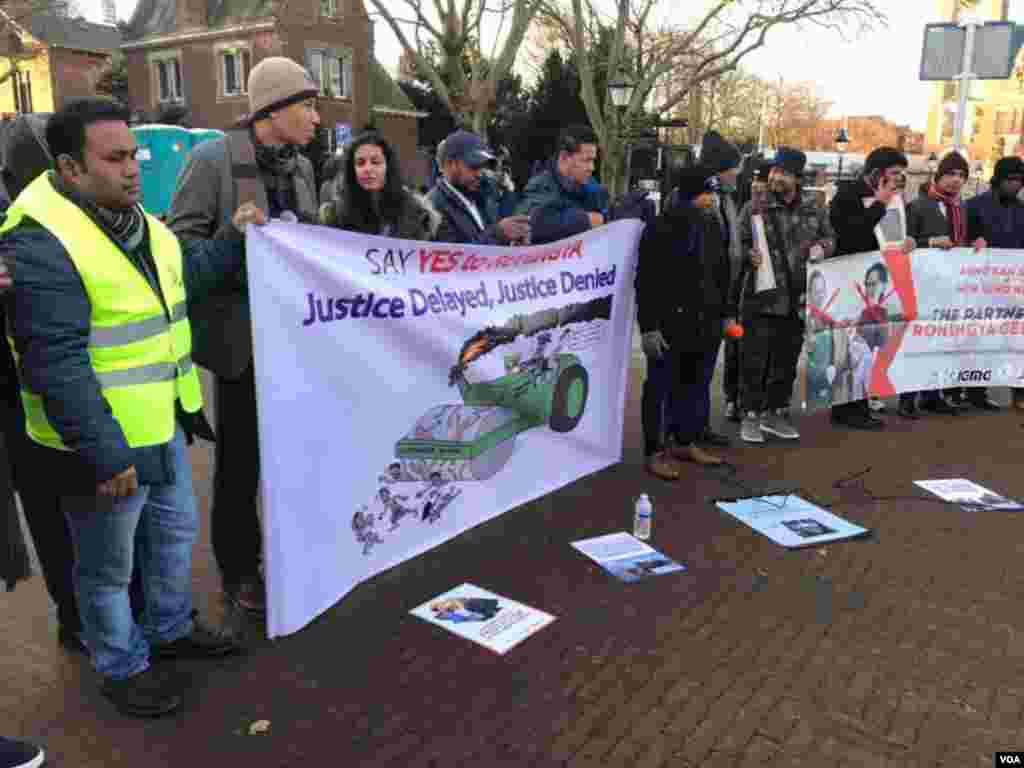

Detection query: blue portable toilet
xmin=188 ymin=128 xmax=225 ymax=148
xmin=133 ymin=124 xmax=192 ymax=218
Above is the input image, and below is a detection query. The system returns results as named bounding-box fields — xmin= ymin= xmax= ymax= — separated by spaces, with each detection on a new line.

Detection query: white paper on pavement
xmin=715 ymin=495 xmax=870 ymax=548
xmin=914 ymin=479 xmax=1024 ymax=511
xmin=409 ymin=583 xmax=555 ymax=654
xmin=571 ymin=532 xmax=687 ymax=583
xmin=752 ymin=214 xmax=776 ymax=293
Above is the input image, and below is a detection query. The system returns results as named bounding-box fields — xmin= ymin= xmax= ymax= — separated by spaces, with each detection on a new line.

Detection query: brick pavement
xmin=4 ymin=363 xmax=1024 ymax=767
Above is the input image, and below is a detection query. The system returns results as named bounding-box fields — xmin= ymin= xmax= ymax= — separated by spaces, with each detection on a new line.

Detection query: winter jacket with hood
xmin=320 ymin=186 xmax=440 ymax=240
xmin=515 ymin=162 xmax=610 ymax=244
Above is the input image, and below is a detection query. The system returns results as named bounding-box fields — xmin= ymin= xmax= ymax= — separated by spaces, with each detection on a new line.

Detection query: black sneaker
xmin=0 ymin=737 xmax=44 ymax=768
xmin=150 ymin=622 xmax=240 ymax=661
xmin=830 ymin=410 xmax=884 ymax=430
xmin=101 ymin=666 xmax=182 ymax=718
xmin=920 ymin=397 xmax=958 ymax=416
xmin=967 ymin=395 xmax=1001 ymax=411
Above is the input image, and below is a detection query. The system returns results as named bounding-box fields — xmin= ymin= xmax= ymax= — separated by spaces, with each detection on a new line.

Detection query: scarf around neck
xmin=52 ymin=172 xmax=145 ymax=252
xmin=928 ymin=183 xmax=966 ymax=245
xmin=254 ymin=137 xmax=299 ymax=187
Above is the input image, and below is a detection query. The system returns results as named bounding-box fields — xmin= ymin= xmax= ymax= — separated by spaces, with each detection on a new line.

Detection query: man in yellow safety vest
xmin=2 ymin=98 xmax=265 ymax=717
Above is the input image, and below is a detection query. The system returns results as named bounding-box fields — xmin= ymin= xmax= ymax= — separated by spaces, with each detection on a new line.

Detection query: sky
xmin=95 ymin=0 xmax=944 ymax=131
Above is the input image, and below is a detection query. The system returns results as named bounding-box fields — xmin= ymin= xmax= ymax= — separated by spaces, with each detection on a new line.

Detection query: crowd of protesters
xmin=0 ymin=55 xmax=1021 ymax=756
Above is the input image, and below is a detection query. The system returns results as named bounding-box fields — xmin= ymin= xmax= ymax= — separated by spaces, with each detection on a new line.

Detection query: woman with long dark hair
xmin=319 ymin=131 xmax=437 ymax=239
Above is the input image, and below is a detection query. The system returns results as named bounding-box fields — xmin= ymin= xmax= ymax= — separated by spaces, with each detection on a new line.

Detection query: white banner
xmin=246 ymin=221 xmax=643 ymax=637
xmin=802 ymin=247 xmax=1024 ymax=409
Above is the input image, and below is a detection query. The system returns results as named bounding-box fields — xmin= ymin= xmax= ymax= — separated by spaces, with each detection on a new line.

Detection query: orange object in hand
xmin=725 ymin=323 xmax=744 ymax=339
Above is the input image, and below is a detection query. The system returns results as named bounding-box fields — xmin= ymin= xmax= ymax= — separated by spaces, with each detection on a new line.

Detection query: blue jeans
xmin=63 ymin=428 xmax=197 ymax=680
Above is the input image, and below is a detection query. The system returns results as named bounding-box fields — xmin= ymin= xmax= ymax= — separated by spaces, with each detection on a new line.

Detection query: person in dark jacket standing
xmin=735 ymin=148 xmax=834 ymax=443
xmin=828 ymin=146 xmax=915 ymax=429
xmin=700 ymin=131 xmax=743 ymax=440
xmin=967 ymin=155 xmax=1024 ymax=410
xmin=168 ymin=57 xmax=320 ymax=614
xmin=516 ymin=124 xmax=610 ymax=245
xmin=637 ymin=167 xmax=736 ymax=478
xmin=905 ymin=151 xmax=991 ymax=415
xmin=4 ymin=99 xmax=255 ymax=716
xmin=427 ymin=130 xmax=530 ymax=245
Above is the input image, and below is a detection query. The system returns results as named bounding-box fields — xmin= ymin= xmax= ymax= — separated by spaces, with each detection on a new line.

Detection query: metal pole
xmin=952 ymin=19 xmax=979 ymax=155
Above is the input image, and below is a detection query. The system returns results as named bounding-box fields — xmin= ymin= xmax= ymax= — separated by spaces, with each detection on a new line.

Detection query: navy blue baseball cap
xmin=440 ymin=130 xmax=495 ymax=168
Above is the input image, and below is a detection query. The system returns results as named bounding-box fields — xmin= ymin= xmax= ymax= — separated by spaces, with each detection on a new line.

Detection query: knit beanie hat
xmin=935 ymin=151 xmax=969 ymax=181
xmin=2 ymin=113 xmax=52 ymax=200
xmin=773 ymin=146 xmax=807 ymax=178
xmin=700 ymin=130 xmax=741 ymax=173
xmin=864 ymin=147 xmax=908 ymax=175
xmin=248 ymin=57 xmax=319 ymax=120
xmin=754 ymin=159 xmax=773 ymax=181
xmin=992 ymin=155 xmax=1024 ymax=184
xmin=675 ymin=166 xmax=717 ymax=202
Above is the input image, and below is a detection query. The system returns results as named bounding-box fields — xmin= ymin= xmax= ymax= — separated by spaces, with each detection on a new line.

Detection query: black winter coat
xmin=636 ymin=203 xmax=733 ymax=354
xmin=829 ymin=178 xmax=887 ymax=257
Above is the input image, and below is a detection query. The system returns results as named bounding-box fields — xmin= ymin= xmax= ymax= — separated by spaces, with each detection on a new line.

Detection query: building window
xmin=155 ymin=57 xmax=183 ymax=103
xmin=320 ymin=0 xmax=337 ymax=15
xmin=221 ymin=48 xmax=251 ymax=96
xmin=307 ymin=47 xmax=352 ymax=99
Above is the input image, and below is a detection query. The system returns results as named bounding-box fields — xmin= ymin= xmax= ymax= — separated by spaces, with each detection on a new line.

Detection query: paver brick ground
xmin=5 ymin=364 xmax=1024 ymax=766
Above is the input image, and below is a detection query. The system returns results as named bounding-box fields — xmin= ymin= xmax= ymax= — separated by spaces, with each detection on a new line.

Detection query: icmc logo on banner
xmin=801 ymin=247 xmax=1024 ymax=410
xmin=246 ymin=221 xmax=643 ymax=636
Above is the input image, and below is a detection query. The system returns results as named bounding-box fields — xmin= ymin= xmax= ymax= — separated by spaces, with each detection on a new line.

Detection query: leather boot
xmin=645 ymin=452 xmax=680 ymax=481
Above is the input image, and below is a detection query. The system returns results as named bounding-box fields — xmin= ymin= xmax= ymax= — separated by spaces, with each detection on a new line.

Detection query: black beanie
xmin=935 ymin=151 xmax=969 ymax=180
xmin=992 ymin=155 xmax=1024 ymax=185
xmin=755 ymin=160 xmax=773 ymax=181
xmin=700 ymin=131 xmax=741 ymax=174
xmin=675 ymin=166 xmax=716 ymax=202
xmin=864 ymin=147 xmax=907 ymax=175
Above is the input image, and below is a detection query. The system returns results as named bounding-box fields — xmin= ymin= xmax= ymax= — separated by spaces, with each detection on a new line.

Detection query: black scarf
xmin=254 ymin=136 xmax=299 ymax=190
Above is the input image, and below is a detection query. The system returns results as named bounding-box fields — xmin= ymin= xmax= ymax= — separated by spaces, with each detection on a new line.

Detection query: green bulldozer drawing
xmin=393 ymin=295 xmax=612 ymax=482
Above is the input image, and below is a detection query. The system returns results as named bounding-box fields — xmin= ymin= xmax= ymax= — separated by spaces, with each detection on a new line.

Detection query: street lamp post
xmin=834 ymin=127 xmax=850 ymax=181
xmin=607 ymin=75 xmax=635 ymax=192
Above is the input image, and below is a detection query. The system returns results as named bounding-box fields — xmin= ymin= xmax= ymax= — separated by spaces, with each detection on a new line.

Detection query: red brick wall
xmin=48 ymin=48 xmax=112 ymax=109
xmin=371 ymin=111 xmax=421 ymax=187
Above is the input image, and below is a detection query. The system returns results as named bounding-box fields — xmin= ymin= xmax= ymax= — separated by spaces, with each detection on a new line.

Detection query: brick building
xmin=810 ymin=117 xmax=925 ymax=156
xmin=121 ymin=0 xmax=424 ymax=179
xmin=0 ymin=9 xmax=120 ymax=115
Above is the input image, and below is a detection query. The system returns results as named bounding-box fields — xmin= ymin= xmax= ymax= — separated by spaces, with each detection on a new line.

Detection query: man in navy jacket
xmin=516 ymin=124 xmax=610 ymax=245
xmin=428 ymin=130 xmax=530 ymax=245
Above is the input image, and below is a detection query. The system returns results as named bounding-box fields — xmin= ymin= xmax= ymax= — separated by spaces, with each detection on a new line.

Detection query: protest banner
xmin=802 ymin=247 xmax=1024 ymax=410
xmin=245 ymin=221 xmax=643 ymax=637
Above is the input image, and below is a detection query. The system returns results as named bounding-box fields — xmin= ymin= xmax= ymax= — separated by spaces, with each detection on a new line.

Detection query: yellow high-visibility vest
xmin=1 ymin=174 xmax=202 ymax=450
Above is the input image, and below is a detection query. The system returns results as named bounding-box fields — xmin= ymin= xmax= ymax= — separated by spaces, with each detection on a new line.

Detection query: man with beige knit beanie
xmin=168 ymin=56 xmax=320 ymax=614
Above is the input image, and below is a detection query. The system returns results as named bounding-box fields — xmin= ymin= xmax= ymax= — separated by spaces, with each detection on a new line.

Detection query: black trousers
xmin=723 ymin=338 xmax=741 ymax=403
xmin=740 ymin=315 xmax=804 ymax=414
xmin=211 ymin=362 xmax=263 ymax=590
xmin=642 ymin=338 xmax=720 ymax=456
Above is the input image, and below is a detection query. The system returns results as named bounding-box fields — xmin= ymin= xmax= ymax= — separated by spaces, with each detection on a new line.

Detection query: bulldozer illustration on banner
xmin=352 ymin=295 xmax=613 ymax=555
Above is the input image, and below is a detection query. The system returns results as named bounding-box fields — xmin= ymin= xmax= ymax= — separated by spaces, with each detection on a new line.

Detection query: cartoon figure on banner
xmin=379 ymin=487 xmax=417 ymax=531
xmin=430 ymin=596 xmax=502 ymax=623
xmin=352 ymin=505 xmax=383 ymax=554
xmin=414 ymin=472 xmax=462 ymax=523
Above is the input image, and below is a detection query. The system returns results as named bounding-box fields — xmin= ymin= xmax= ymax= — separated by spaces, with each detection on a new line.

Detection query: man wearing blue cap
xmin=429 ymin=130 xmax=531 ymax=245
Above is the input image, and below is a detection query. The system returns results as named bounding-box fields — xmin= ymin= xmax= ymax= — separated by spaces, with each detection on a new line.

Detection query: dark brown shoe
xmin=681 ymin=444 xmax=722 ymax=465
xmin=101 ymin=666 xmax=182 ymax=718
xmin=645 ymin=452 xmax=680 ymax=481
xmin=151 ymin=623 xmax=241 ymax=661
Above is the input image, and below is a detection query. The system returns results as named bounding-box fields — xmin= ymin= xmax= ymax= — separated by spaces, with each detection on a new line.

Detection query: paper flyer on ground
xmin=410 ymin=583 xmax=556 ymax=654
xmin=570 ymin=532 xmax=687 ymax=583
xmin=715 ymin=495 xmax=870 ymax=548
xmin=914 ymin=479 xmax=1024 ymax=512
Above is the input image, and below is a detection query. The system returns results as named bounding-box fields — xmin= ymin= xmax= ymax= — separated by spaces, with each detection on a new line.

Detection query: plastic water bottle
xmin=633 ymin=494 xmax=652 ymax=540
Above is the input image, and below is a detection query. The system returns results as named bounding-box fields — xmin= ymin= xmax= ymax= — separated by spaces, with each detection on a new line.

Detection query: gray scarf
xmin=51 ymin=172 xmax=146 ymax=252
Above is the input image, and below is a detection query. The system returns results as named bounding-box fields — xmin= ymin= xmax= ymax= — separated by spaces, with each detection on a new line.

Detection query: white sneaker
xmin=868 ymin=397 xmax=886 ymax=412
xmin=760 ymin=409 xmax=800 ymax=440
xmin=740 ymin=413 xmax=765 ymax=443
